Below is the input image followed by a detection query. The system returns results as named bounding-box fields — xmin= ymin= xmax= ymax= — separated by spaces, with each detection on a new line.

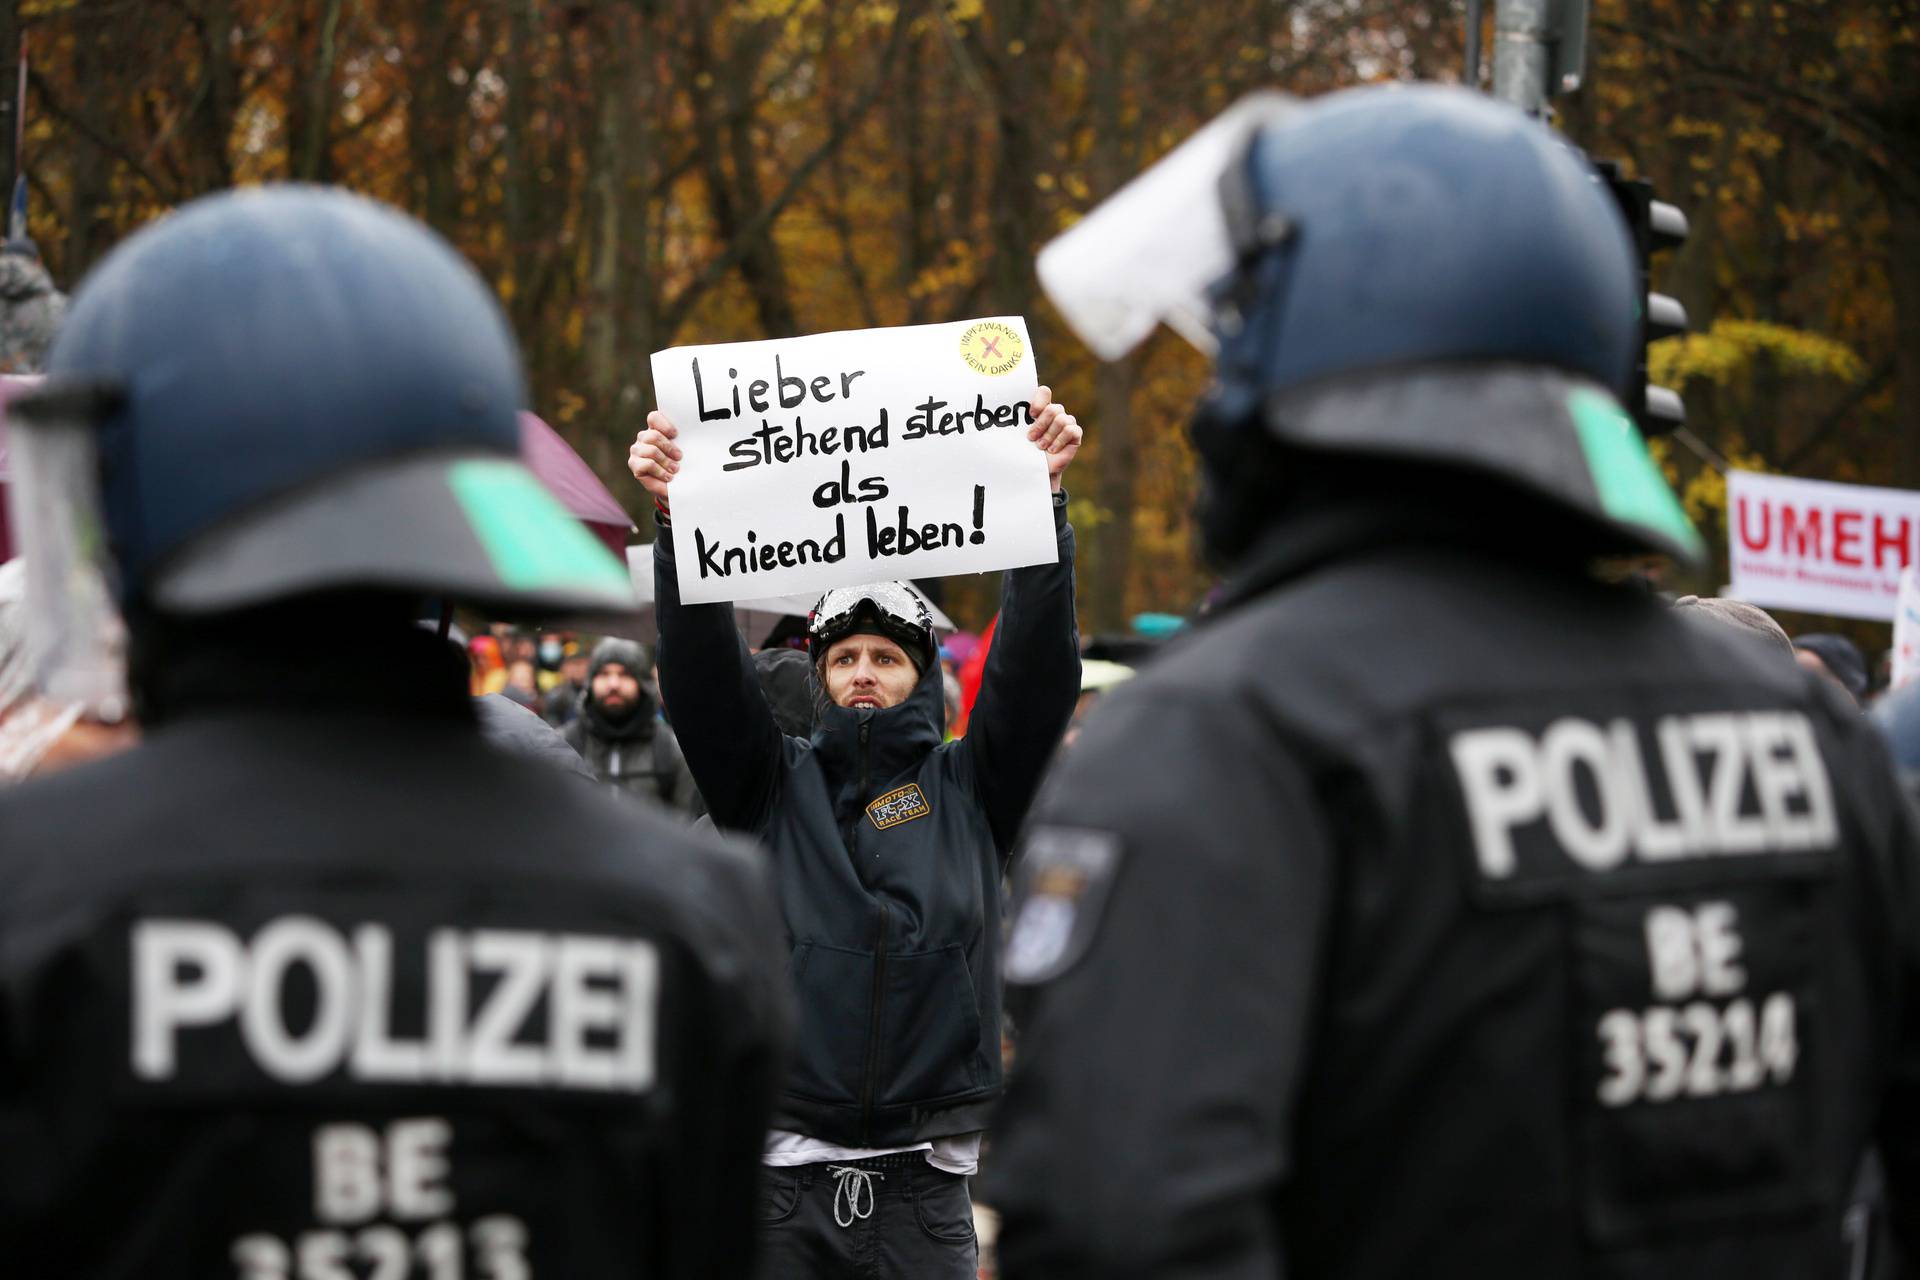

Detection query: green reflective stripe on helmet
xmin=447 ymin=459 xmax=630 ymax=593
xmin=1567 ymin=387 xmax=1706 ymax=563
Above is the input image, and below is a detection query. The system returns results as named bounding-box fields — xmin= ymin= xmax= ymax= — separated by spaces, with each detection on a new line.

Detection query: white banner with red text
xmin=1726 ymin=469 xmax=1920 ymax=621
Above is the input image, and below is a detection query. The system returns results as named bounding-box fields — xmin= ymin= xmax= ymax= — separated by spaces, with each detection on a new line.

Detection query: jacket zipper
xmin=854 ymin=720 xmax=888 ymax=1144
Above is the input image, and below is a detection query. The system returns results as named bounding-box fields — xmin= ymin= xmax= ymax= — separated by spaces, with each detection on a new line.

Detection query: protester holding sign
xmin=630 ymin=377 xmax=1081 ymax=1280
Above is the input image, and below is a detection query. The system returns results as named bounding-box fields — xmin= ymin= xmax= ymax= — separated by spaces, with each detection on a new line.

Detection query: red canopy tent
xmin=517 ymin=410 xmax=636 ymax=557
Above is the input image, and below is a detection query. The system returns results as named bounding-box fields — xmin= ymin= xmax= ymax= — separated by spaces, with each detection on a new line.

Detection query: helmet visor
xmin=3 ymin=376 xmax=130 ymax=727
xmin=1036 ymin=91 xmax=1300 ymax=361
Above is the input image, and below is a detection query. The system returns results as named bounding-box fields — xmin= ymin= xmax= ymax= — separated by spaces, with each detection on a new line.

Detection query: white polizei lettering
xmin=464 ymin=931 xmax=552 ymax=1086
xmin=315 ymin=1123 xmax=383 ymax=1224
xmin=428 ymin=929 xmax=467 ymax=1082
xmin=128 ymin=918 xmax=661 ymax=1091
xmin=387 ymin=1118 xmax=455 ymax=1220
xmin=1540 ymin=718 xmax=1631 ymax=871
xmin=241 ymin=917 xmax=356 ymax=1084
xmin=1655 ymin=717 xmax=1712 ymax=855
xmin=549 ymin=935 xmax=624 ymax=1089
xmin=617 ymin=940 xmax=661 ymax=1091
xmin=1610 ymin=721 xmax=1687 ymax=861
xmin=1783 ymin=715 xmax=1840 ymax=847
xmin=1743 ymin=713 xmax=1805 ymax=848
xmin=1693 ymin=714 xmax=1771 ymax=855
xmin=133 ymin=920 xmax=245 ymax=1080
xmin=1694 ymin=901 xmax=1746 ymax=995
xmin=1451 ymin=710 xmax=1839 ymax=879
xmin=1644 ymin=906 xmax=1701 ymax=1001
xmin=1449 ymin=727 xmax=1543 ymax=879
xmin=1643 ymin=901 xmax=1745 ymax=1001
xmin=297 ymin=1231 xmax=352 ymax=1279
xmin=351 ymin=925 xmax=427 ymax=1083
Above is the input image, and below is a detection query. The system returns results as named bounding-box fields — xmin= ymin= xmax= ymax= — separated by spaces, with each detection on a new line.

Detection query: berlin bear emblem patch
xmin=867 ymin=783 xmax=932 ymax=830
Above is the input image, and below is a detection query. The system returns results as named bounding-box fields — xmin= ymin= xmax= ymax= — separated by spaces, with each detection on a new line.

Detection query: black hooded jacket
xmin=654 ymin=494 xmax=1078 ymax=1147
xmin=0 ymin=626 xmax=789 ymax=1277
xmin=562 ymin=638 xmax=701 ymax=814
xmin=982 ymin=492 xmax=1920 ymax=1280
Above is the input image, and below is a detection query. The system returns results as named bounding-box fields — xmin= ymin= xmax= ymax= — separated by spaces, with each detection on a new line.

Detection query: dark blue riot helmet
xmin=1038 ymin=84 xmax=1704 ymax=569
xmin=24 ymin=185 xmax=634 ymax=619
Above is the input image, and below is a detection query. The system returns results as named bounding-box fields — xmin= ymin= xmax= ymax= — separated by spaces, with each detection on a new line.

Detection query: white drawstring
xmin=827 ymin=1164 xmax=885 ymax=1228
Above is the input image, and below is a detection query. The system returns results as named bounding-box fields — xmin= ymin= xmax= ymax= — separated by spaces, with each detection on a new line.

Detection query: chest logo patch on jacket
xmin=867 ymin=783 xmax=932 ymax=830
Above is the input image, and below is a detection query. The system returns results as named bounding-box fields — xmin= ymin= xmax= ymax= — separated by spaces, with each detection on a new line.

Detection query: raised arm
xmin=632 ymin=412 xmax=785 ymax=831
xmin=961 ymin=387 xmax=1082 ymax=855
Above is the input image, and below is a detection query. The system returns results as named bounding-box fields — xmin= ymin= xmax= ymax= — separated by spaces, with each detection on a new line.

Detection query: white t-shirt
xmin=762 ymin=1129 xmax=982 ymax=1176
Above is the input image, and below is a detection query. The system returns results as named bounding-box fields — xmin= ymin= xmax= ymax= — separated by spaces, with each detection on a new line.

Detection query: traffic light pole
xmin=1484 ymin=1 xmax=1688 ymax=437
xmin=1490 ymin=0 xmax=1588 ymax=117
xmin=1491 ymin=0 xmax=1553 ymax=116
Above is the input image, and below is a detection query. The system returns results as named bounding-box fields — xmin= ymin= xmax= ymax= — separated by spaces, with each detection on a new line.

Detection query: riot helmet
xmin=1037 ymin=84 xmax=1704 ymax=569
xmin=16 ymin=185 xmax=634 ymax=622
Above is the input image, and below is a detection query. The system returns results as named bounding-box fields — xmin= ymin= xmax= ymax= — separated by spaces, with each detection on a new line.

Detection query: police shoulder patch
xmin=1004 ymin=826 xmax=1123 ymax=985
xmin=867 ymin=782 xmax=932 ymax=830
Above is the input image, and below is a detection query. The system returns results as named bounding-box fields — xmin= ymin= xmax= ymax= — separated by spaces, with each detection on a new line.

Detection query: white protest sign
xmin=651 ymin=317 xmax=1058 ymax=605
xmin=1726 ymin=469 xmax=1920 ymax=621
xmin=1894 ymin=567 xmax=1920 ymax=690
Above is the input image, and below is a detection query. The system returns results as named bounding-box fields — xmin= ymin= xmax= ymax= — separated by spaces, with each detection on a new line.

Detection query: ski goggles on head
xmin=808 ymin=582 xmax=928 ymax=641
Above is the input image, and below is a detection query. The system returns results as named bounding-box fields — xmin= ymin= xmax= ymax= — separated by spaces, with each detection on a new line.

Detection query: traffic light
xmin=1596 ymin=161 xmax=1689 ymax=436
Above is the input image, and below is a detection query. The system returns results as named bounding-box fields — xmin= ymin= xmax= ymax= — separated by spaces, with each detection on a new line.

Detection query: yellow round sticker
xmin=960 ymin=321 xmax=1024 ymax=376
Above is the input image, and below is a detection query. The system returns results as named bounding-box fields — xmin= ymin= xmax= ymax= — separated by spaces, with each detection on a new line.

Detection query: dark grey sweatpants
xmin=755 ymin=1152 xmax=978 ymax=1280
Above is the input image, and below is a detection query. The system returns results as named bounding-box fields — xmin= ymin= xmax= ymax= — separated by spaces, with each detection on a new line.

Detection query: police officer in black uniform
xmin=982 ymin=85 xmax=1920 ymax=1278
xmin=0 ymin=187 xmax=788 ymax=1277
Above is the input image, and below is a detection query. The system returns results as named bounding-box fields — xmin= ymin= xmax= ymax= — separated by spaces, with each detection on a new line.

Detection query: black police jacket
xmin=653 ymin=494 xmax=1078 ymax=1147
xmin=983 ymin=503 xmax=1920 ymax=1279
xmin=0 ymin=636 xmax=790 ymax=1278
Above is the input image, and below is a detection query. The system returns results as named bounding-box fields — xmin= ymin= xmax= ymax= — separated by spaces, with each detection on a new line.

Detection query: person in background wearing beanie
xmin=629 ymin=388 xmax=1082 ymax=1280
xmin=563 ymin=636 xmax=701 ymax=812
xmin=0 ymin=187 xmax=788 ymax=1277
xmin=1796 ymin=632 xmax=1871 ymax=705
xmin=542 ymin=641 xmax=592 ymax=728
xmin=982 ymin=86 xmax=1920 ymax=1279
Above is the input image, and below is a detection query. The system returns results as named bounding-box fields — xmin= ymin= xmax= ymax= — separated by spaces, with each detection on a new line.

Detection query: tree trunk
xmin=187 ymin=0 xmax=237 ymax=194
xmin=584 ymin=41 xmax=628 ymax=477
xmin=501 ymin=0 xmax=539 ymax=329
xmin=0 ymin=0 xmax=18 ymax=202
xmin=292 ymin=0 xmax=344 ymax=182
xmin=1085 ymin=0 xmax=1135 ymax=632
xmin=1889 ymin=191 xmax=1920 ymax=490
xmin=62 ymin=6 xmax=114 ymax=280
xmin=980 ymin=0 xmax=1041 ymax=318
xmin=409 ymin=4 xmax=459 ymax=234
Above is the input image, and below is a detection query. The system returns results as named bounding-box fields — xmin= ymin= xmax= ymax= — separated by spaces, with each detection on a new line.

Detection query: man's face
xmin=562 ymin=653 xmax=590 ymax=687
xmin=823 ymin=634 xmax=918 ymax=710
xmin=592 ymin=661 xmax=641 ymax=713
